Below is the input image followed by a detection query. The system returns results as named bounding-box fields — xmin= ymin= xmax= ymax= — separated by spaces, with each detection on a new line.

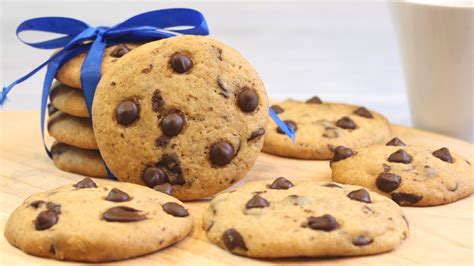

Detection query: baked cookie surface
xmin=263 ymin=99 xmax=391 ymax=159
xmin=4 ymin=177 xmax=193 ymax=262
xmin=202 ymin=178 xmax=408 ymax=258
xmin=51 ymin=142 xmax=106 ymax=178
xmin=50 ymin=81 xmax=89 ymax=117
xmin=48 ymin=111 xmax=97 ymax=149
xmin=330 ymin=138 xmax=474 ymax=206
xmin=92 ymin=35 xmax=269 ymax=200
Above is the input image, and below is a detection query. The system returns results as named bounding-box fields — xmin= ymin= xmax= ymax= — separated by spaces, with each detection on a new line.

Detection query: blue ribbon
xmin=1 ymin=8 xmax=294 ymax=179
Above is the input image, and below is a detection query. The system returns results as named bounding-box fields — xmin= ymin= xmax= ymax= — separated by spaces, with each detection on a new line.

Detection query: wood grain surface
xmin=1 ymin=111 xmax=473 ymax=265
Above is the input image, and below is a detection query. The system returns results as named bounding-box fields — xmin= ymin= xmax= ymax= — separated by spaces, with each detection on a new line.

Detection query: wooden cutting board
xmin=1 ymin=111 xmax=473 ymax=265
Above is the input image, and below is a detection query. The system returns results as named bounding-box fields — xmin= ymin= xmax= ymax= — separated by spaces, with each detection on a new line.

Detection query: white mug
xmin=390 ymin=0 xmax=474 ymax=142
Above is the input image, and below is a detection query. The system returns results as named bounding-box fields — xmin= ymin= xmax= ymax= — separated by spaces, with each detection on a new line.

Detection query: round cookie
xmin=92 ymin=35 xmax=269 ymax=201
xmin=56 ymin=43 xmax=141 ymax=88
xmin=202 ymin=177 xmax=409 ymax=258
xmin=330 ymin=138 xmax=474 ymax=206
xmin=51 ymin=142 xmax=107 ymax=178
xmin=50 ymin=81 xmax=89 ymax=117
xmin=263 ymin=98 xmax=391 ymax=159
xmin=48 ymin=111 xmax=97 ymax=149
xmin=4 ymin=177 xmax=193 ymax=262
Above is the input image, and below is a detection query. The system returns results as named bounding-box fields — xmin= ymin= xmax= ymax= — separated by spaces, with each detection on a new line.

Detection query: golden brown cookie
xmin=50 ymin=81 xmax=89 ymax=117
xmin=47 ymin=111 xmax=97 ymax=149
xmin=51 ymin=142 xmax=107 ymax=178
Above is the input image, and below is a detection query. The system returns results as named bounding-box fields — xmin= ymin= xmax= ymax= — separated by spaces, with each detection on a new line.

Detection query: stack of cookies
xmin=47 ymin=44 xmax=141 ymax=178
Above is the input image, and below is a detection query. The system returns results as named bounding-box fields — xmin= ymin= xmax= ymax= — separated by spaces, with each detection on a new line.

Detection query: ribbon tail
xmin=269 ymin=108 xmax=295 ymax=142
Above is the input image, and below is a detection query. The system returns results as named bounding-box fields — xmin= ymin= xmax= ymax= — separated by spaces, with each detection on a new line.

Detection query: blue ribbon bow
xmin=1 ymin=8 xmax=295 ymax=179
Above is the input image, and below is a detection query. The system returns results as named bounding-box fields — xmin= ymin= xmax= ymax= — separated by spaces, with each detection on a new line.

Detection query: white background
xmin=0 ymin=0 xmax=410 ymax=125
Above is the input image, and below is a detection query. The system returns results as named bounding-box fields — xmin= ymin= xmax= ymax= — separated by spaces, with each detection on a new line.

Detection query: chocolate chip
xmin=155 ymin=135 xmax=170 ymax=147
xmin=331 ymin=146 xmax=353 ymax=162
xmin=154 ymin=183 xmax=172 ymax=195
xmin=376 ymin=173 xmax=401 ymax=192
xmin=74 ymin=177 xmax=97 ymax=189
xmin=270 ymin=105 xmax=284 ymax=114
xmin=210 ymin=142 xmax=235 ymax=166
xmin=323 ymin=128 xmax=339 ymax=138
xmin=152 ymin=89 xmax=164 ymax=113
xmin=432 ymin=147 xmax=453 ymax=163
xmin=336 ymin=116 xmax=356 ymax=130
xmin=141 ymin=64 xmax=153 ymax=74
xmin=353 ymin=107 xmax=373 ymax=118
xmin=46 ymin=202 xmax=61 ymax=214
xmin=323 ymin=183 xmax=342 ymax=188
xmin=237 ymin=88 xmax=258 ymax=113
xmin=103 ymin=206 xmax=146 ymax=222
xmin=110 ymin=44 xmax=130 ymax=58
xmin=248 ymin=128 xmax=265 ymax=141
xmin=277 ymin=120 xmax=297 ymax=134
xmin=47 ymin=103 xmax=58 ymax=116
xmin=35 ymin=210 xmax=58 ymax=230
xmin=352 ymin=235 xmax=373 ymax=246
xmin=269 ymin=177 xmax=294 ymax=190
xmin=142 ymin=167 xmax=168 ymax=188
xmin=246 ymin=194 xmax=270 ymax=209
xmin=170 ymin=53 xmax=192 ymax=73
xmin=388 ymin=149 xmax=412 ymax=164
xmin=217 ymin=77 xmax=230 ymax=99
xmin=307 ymin=214 xmax=339 ymax=231
xmin=222 ymin=229 xmax=247 ymax=251
xmin=157 ymin=154 xmax=185 ymax=185
xmin=162 ymin=202 xmax=189 ymax=217
xmin=383 ymin=164 xmax=391 ymax=172
xmin=391 ymin=192 xmax=422 ymax=205
xmin=116 ymin=100 xmax=139 ymax=126
xmin=160 ymin=111 xmax=185 ymax=137
xmin=347 ymin=189 xmax=371 ymax=203
xmin=386 ymin=137 xmax=406 ymax=146
xmin=306 ymin=96 xmax=322 ymax=104
xmin=30 ymin=200 xmax=45 ymax=209
xmin=105 ymin=188 xmax=131 ymax=202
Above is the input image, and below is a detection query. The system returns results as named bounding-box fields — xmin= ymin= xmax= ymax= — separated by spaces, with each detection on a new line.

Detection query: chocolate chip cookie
xmin=92 ymin=35 xmax=269 ymax=200
xmin=331 ymin=138 xmax=474 ymax=206
xmin=56 ymin=43 xmax=141 ymax=89
xmin=48 ymin=111 xmax=97 ymax=149
xmin=263 ymin=99 xmax=391 ymax=159
xmin=51 ymin=142 xmax=106 ymax=178
xmin=50 ymin=81 xmax=89 ymax=117
xmin=4 ymin=177 xmax=193 ymax=262
xmin=202 ymin=177 xmax=409 ymax=258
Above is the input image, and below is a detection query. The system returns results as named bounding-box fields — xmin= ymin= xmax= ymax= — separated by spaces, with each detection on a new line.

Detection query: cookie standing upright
xmin=331 ymin=138 xmax=474 ymax=206
xmin=203 ymin=178 xmax=409 ymax=258
xmin=92 ymin=35 xmax=269 ymax=200
xmin=263 ymin=99 xmax=391 ymax=159
xmin=4 ymin=178 xmax=193 ymax=262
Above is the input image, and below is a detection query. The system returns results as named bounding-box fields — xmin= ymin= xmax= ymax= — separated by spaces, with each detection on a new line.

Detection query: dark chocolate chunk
xmin=246 ymin=194 xmax=270 ymax=209
xmin=269 ymin=177 xmax=294 ymax=190
xmin=331 ymin=146 xmax=353 ymax=162
xmin=248 ymin=128 xmax=265 ymax=141
xmin=35 ymin=210 xmax=58 ymax=230
xmin=153 ymin=183 xmax=172 ymax=195
xmin=237 ymin=88 xmax=259 ymax=112
xmin=47 ymin=103 xmax=58 ymax=116
xmin=276 ymin=120 xmax=297 ymax=134
xmin=110 ymin=44 xmax=130 ymax=58
xmin=152 ymin=89 xmax=164 ymax=113
xmin=353 ymin=107 xmax=373 ymax=118
xmin=352 ymin=235 xmax=373 ymax=246
xmin=116 ymin=100 xmax=139 ymax=126
xmin=376 ymin=173 xmax=401 ymax=192
xmin=307 ymin=214 xmax=339 ymax=231
xmin=46 ymin=202 xmax=61 ymax=214
xmin=142 ymin=167 xmax=168 ymax=188
xmin=162 ymin=202 xmax=189 ymax=217
xmin=391 ymin=192 xmax=422 ymax=205
xmin=74 ymin=177 xmax=97 ymax=189
xmin=30 ymin=200 xmax=45 ymax=209
xmin=306 ymin=96 xmax=322 ymax=104
xmin=336 ymin=116 xmax=356 ymax=130
xmin=432 ymin=147 xmax=454 ymax=163
xmin=323 ymin=183 xmax=342 ymax=188
xmin=160 ymin=111 xmax=185 ymax=137
xmin=347 ymin=189 xmax=371 ymax=203
xmin=270 ymin=105 xmax=284 ymax=114
xmin=170 ymin=53 xmax=192 ymax=73
xmin=388 ymin=149 xmax=412 ymax=164
xmin=157 ymin=154 xmax=185 ymax=185
xmin=222 ymin=229 xmax=247 ymax=251
xmin=210 ymin=142 xmax=235 ymax=166
xmin=105 ymin=188 xmax=131 ymax=202
xmin=386 ymin=137 xmax=406 ymax=146
xmin=155 ymin=135 xmax=170 ymax=147
xmin=103 ymin=206 xmax=146 ymax=222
